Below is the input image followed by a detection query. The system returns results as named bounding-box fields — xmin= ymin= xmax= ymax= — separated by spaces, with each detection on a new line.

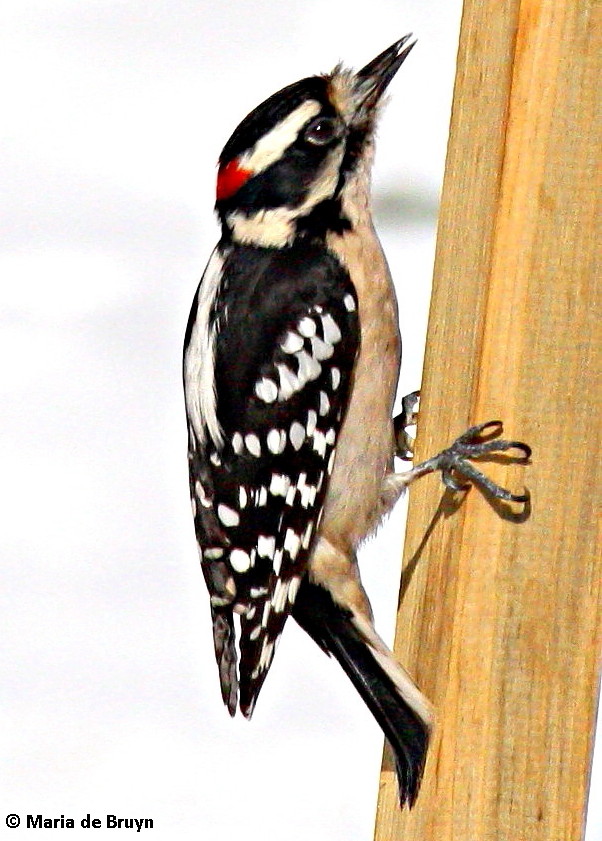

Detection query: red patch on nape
xmin=216 ymin=158 xmax=253 ymax=201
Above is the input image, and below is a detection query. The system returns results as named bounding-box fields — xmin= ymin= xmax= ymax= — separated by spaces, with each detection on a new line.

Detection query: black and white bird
xmin=183 ymin=36 xmax=529 ymax=808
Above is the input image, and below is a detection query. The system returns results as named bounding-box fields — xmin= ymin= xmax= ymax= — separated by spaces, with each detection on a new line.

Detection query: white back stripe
xmin=183 ymin=248 xmax=225 ymax=449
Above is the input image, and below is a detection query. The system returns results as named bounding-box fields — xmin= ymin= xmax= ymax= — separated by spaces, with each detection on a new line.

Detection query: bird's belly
xmin=320 ymin=225 xmax=401 ymax=550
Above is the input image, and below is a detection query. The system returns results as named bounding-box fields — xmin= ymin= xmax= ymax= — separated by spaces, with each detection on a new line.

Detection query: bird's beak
xmin=354 ymin=34 xmax=416 ymax=112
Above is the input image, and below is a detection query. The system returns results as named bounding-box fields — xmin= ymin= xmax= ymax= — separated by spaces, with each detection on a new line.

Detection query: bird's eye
xmin=304 ymin=117 xmax=340 ymax=146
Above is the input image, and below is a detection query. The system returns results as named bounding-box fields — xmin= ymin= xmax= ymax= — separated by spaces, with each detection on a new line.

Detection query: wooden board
xmin=374 ymin=0 xmax=601 ymax=838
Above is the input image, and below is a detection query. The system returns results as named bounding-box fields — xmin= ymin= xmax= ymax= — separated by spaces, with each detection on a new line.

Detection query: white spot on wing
xmin=284 ymin=528 xmax=301 ymax=560
xmin=230 ymin=548 xmax=251 ymax=572
xmin=297 ymin=317 xmax=316 ymax=338
xmin=312 ymin=429 xmax=327 ymax=457
xmin=288 ymin=576 xmax=302 ymax=603
xmin=195 ymin=480 xmax=212 ymax=508
xmin=327 ymin=450 xmax=336 ymax=474
xmin=267 ymin=428 xmax=287 ymax=454
xmin=277 ymin=363 xmax=300 ymax=400
xmin=232 ymin=432 xmax=244 ymax=454
xmin=310 ymin=336 xmax=334 ymax=360
xmin=258 ymin=535 xmax=276 ymax=559
xmin=204 ymin=547 xmax=224 ymax=559
xmin=269 ymin=473 xmax=291 ymax=497
xmin=245 ymin=433 xmax=261 ymax=457
xmin=262 ymin=601 xmax=271 ymax=627
xmin=300 ymin=483 xmax=317 ymax=508
xmin=273 ymin=549 xmax=284 ymax=575
xmin=272 ymin=579 xmax=289 ymax=613
xmin=259 ymin=638 xmax=275 ymax=671
xmin=255 ymin=377 xmax=278 ymax=403
xmin=331 ymin=367 xmax=341 ymax=390
xmin=344 ymin=293 xmax=356 ymax=312
xmin=280 ymin=331 xmax=304 ymax=354
xmin=307 ymin=409 xmax=317 ymax=436
xmin=289 ymin=421 xmax=306 ymax=450
xmin=218 ymin=504 xmax=240 ymax=527
xmin=321 ymin=313 xmax=342 ymax=344
xmin=239 ymin=486 xmax=248 ymax=508
xmin=301 ymin=521 xmax=314 ymax=549
xmin=319 ymin=391 xmax=330 ymax=416
xmin=296 ymin=349 xmax=322 ymax=384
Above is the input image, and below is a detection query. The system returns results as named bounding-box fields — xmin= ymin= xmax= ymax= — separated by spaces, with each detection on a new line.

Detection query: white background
xmin=1 ymin=1 xmax=599 ymax=838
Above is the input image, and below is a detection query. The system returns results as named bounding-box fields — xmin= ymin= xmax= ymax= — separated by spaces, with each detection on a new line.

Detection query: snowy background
xmin=1 ymin=1 xmax=599 ymax=838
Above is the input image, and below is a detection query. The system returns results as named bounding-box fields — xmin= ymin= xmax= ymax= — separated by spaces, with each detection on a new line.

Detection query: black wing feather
xmin=187 ymin=239 xmax=359 ymax=716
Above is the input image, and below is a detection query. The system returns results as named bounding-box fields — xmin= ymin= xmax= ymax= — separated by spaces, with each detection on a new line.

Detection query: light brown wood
xmin=374 ymin=0 xmax=601 ymax=839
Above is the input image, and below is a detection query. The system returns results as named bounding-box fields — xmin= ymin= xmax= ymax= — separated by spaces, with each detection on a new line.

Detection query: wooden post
xmin=374 ymin=1 xmax=601 ymax=839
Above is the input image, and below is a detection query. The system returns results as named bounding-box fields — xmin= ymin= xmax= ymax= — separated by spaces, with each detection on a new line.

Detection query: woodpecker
xmin=183 ymin=36 xmax=529 ymax=808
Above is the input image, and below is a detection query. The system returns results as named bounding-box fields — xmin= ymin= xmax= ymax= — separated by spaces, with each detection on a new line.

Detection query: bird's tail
xmin=293 ymin=577 xmax=432 ymax=807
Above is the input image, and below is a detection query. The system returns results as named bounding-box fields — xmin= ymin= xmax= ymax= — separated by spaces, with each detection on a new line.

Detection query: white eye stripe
xmin=238 ymin=100 xmax=322 ymax=177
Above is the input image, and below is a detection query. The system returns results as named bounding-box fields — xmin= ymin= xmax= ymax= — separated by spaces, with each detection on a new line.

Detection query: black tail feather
xmin=293 ymin=577 xmax=430 ymax=808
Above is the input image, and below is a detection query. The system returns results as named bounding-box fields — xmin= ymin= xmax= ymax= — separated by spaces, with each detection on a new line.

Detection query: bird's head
xmin=215 ymin=36 xmax=415 ymax=247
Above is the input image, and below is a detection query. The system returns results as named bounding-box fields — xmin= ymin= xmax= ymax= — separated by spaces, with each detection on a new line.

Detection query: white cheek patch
xmin=239 ymin=99 xmax=322 ymax=176
xmin=227 ymin=142 xmax=346 ymax=248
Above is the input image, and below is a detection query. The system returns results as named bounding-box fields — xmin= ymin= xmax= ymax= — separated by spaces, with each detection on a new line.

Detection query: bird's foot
xmin=393 ymin=395 xmax=531 ymax=503
xmin=394 ymin=390 xmax=420 ymax=460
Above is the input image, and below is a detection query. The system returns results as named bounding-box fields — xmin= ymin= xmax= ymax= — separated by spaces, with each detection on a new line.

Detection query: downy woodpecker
xmin=183 ymin=36 xmax=529 ymax=807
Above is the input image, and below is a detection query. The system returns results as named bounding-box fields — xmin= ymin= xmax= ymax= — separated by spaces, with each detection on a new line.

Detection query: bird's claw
xmin=394 ymin=390 xmax=420 ymax=460
xmin=420 ymin=420 xmax=531 ymax=502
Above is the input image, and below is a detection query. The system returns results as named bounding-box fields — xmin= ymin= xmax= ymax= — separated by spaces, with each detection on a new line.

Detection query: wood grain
xmin=374 ymin=0 xmax=601 ymax=838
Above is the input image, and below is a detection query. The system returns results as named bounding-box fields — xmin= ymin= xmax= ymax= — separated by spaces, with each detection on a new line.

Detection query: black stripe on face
xmin=218 ymin=126 xmax=342 ymax=215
